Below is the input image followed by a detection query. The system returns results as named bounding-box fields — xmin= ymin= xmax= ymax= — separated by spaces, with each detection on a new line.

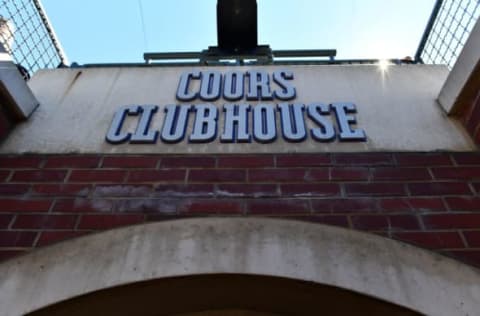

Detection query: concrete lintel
xmin=438 ymin=18 xmax=480 ymax=114
xmin=0 ymin=43 xmax=39 ymax=120
xmin=0 ymin=218 xmax=480 ymax=316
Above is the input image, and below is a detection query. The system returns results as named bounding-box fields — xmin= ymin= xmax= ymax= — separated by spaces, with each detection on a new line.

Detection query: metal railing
xmin=144 ymin=47 xmax=337 ymax=65
xmin=0 ymin=0 xmax=68 ymax=77
xmin=1 ymin=0 xmax=478 ymax=73
xmin=416 ymin=0 xmax=480 ymax=69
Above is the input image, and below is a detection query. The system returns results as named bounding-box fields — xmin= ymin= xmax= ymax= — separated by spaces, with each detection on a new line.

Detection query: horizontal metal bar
xmin=145 ymin=49 xmax=337 ymax=63
xmin=144 ymin=52 xmax=202 ymax=61
xmin=81 ymin=58 xmax=412 ymax=69
xmin=273 ymin=49 xmax=337 ymax=58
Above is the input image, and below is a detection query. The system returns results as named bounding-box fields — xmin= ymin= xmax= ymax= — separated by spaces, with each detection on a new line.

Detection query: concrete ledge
xmin=1 ymin=218 xmax=480 ymax=315
xmin=0 ymin=43 xmax=39 ymax=120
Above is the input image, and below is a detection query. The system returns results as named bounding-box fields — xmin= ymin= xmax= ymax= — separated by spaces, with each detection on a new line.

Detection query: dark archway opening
xmin=29 ymin=274 xmax=421 ymax=316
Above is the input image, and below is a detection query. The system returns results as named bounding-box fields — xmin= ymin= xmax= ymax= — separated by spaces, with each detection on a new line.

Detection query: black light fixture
xmin=217 ymin=0 xmax=258 ymax=53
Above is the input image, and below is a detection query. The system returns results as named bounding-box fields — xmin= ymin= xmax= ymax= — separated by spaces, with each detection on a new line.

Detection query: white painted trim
xmin=0 ymin=218 xmax=479 ymax=316
xmin=0 ymin=52 xmax=13 ymax=62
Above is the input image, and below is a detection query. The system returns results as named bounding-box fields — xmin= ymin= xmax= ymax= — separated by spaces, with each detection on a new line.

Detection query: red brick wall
xmin=1 ymin=153 xmax=480 ymax=267
xmin=0 ymin=107 xmax=14 ymax=141
xmin=462 ymin=89 xmax=480 ymax=144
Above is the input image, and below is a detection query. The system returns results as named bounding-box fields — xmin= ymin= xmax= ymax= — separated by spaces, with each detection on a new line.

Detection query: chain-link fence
xmin=416 ymin=0 xmax=480 ymax=69
xmin=0 ymin=0 xmax=68 ymax=77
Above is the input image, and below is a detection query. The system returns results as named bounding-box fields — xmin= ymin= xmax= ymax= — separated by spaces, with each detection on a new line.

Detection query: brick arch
xmin=0 ymin=218 xmax=479 ymax=316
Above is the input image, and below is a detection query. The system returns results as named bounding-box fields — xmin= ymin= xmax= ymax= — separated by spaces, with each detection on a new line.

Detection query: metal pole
xmin=31 ymin=0 xmax=69 ymax=66
xmin=273 ymin=49 xmax=337 ymax=58
xmin=144 ymin=52 xmax=203 ymax=63
xmin=415 ymin=0 xmax=445 ymax=63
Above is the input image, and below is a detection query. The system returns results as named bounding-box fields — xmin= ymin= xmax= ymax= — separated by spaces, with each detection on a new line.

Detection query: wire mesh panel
xmin=0 ymin=0 xmax=67 ymax=76
xmin=418 ymin=0 xmax=480 ymax=69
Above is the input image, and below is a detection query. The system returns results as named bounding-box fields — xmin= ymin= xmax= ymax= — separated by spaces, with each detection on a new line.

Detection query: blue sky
xmin=42 ymin=0 xmax=435 ymax=64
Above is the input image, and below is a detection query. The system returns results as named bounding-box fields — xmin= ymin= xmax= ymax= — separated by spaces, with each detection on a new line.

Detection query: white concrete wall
xmin=0 ymin=64 xmax=475 ymax=154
